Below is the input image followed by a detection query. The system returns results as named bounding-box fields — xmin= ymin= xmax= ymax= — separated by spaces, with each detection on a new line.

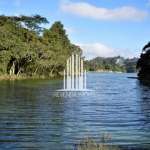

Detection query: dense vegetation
xmin=0 ymin=14 xmax=142 ymax=79
xmin=0 ymin=15 xmax=82 ymax=77
xmin=88 ymin=56 xmax=138 ymax=73
xmin=136 ymin=41 xmax=150 ymax=83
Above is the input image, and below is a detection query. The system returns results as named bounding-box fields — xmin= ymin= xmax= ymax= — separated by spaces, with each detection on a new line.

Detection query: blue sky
xmin=0 ymin=0 xmax=150 ymax=60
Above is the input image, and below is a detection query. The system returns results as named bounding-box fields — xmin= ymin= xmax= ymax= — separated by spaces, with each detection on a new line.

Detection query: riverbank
xmin=0 ymin=75 xmax=55 ymax=81
xmin=0 ymin=75 xmax=26 ymax=80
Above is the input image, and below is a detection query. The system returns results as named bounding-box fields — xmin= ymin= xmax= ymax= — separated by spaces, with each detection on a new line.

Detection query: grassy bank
xmin=0 ymin=74 xmax=55 ymax=81
xmin=0 ymin=75 xmax=27 ymax=80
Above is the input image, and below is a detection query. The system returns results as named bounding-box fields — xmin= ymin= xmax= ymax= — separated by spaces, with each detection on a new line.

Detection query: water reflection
xmin=136 ymin=82 xmax=150 ymax=137
xmin=0 ymin=73 xmax=150 ymax=149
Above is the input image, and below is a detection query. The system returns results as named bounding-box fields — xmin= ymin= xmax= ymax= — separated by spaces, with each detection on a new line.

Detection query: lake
xmin=0 ymin=73 xmax=150 ymax=149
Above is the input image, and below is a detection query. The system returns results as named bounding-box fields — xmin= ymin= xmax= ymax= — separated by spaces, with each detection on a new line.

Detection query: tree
xmin=142 ymin=41 xmax=150 ymax=52
xmin=0 ymin=15 xmax=83 ymax=77
xmin=136 ymin=41 xmax=150 ymax=82
xmin=70 ymin=44 xmax=82 ymax=56
xmin=9 ymin=14 xmax=49 ymax=34
xmin=87 ymin=56 xmax=137 ymax=73
xmin=43 ymin=21 xmax=82 ymax=75
xmin=0 ymin=15 xmax=52 ymax=76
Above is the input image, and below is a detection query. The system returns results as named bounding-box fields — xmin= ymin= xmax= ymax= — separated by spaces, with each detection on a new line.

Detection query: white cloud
xmin=14 ymin=0 xmax=21 ymax=6
xmin=14 ymin=13 xmax=20 ymax=17
xmin=76 ymin=43 xmax=141 ymax=60
xmin=146 ymin=0 xmax=150 ymax=7
xmin=65 ymin=27 xmax=78 ymax=34
xmin=60 ymin=0 xmax=148 ymax=22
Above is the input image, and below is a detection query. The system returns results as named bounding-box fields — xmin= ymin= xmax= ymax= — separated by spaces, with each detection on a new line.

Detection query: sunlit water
xmin=0 ymin=73 xmax=150 ymax=149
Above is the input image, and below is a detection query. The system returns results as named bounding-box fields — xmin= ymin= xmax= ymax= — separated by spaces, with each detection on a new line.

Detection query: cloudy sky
xmin=0 ymin=0 xmax=150 ymax=60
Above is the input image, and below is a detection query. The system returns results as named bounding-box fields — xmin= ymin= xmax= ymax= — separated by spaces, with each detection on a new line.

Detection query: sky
xmin=0 ymin=0 xmax=150 ymax=60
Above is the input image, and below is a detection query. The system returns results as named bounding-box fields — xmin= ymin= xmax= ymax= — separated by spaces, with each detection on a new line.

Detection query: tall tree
xmin=0 ymin=15 xmax=52 ymax=76
xmin=9 ymin=14 xmax=49 ymax=34
xmin=43 ymin=21 xmax=71 ymax=74
xmin=136 ymin=41 xmax=150 ymax=82
xmin=0 ymin=15 xmax=83 ymax=77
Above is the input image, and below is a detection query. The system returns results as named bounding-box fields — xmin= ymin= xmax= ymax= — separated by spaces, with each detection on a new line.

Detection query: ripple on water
xmin=0 ymin=73 xmax=150 ymax=149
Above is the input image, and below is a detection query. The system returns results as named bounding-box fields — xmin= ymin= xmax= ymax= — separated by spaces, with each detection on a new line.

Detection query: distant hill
xmin=87 ymin=56 xmax=138 ymax=73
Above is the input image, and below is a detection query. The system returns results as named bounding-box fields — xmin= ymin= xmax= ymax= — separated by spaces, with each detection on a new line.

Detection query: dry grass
xmin=68 ymin=132 xmax=150 ymax=150
xmin=68 ymin=132 xmax=121 ymax=150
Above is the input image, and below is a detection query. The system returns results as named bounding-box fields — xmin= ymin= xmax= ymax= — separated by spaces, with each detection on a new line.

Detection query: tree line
xmin=0 ymin=14 xmax=82 ymax=77
xmin=88 ymin=56 xmax=138 ymax=73
xmin=0 ymin=14 xmax=149 ymax=81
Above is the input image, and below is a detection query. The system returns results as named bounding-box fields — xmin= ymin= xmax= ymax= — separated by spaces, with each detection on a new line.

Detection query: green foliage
xmin=43 ymin=21 xmax=70 ymax=75
xmin=137 ymin=41 xmax=150 ymax=82
xmin=70 ymin=44 xmax=82 ymax=56
xmin=9 ymin=14 xmax=49 ymax=34
xmin=125 ymin=59 xmax=137 ymax=73
xmin=88 ymin=56 xmax=137 ymax=73
xmin=0 ymin=15 xmax=83 ymax=77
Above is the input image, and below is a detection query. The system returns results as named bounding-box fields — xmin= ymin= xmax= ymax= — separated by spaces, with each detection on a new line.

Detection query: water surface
xmin=0 ymin=73 xmax=150 ymax=149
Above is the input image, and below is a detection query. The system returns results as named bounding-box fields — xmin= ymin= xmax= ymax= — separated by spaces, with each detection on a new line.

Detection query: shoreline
xmin=0 ymin=72 xmax=137 ymax=81
xmin=0 ymin=75 xmax=56 ymax=81
xmin=89 ymin=71 xmax=137 ymax=73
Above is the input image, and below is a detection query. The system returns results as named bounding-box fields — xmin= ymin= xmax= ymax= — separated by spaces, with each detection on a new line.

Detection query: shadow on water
xmin=136 ymin=81 xmax=150 ymax=134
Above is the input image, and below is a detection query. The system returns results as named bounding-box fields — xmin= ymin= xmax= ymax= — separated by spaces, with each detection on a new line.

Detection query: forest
xmin=88 ymin=56 xmax=138 ymax=73
xmin=0 ymin=14 xmax=82 ymax=77
xmin=0 ymin=14 xmax=150 ymax=81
